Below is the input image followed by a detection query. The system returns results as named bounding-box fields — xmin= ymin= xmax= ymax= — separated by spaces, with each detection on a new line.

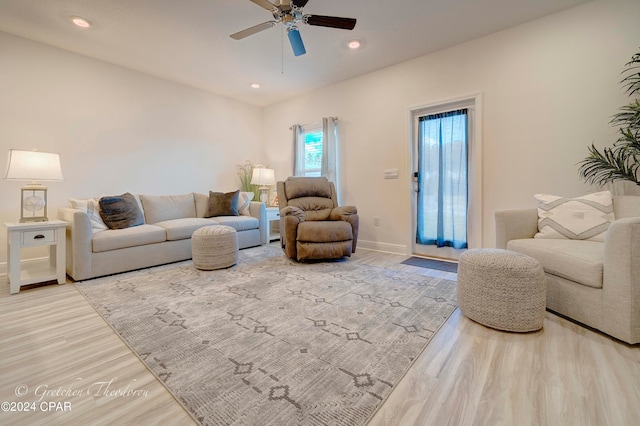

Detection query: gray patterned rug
xmin=76 ymin=245 xmax=457 ymax=425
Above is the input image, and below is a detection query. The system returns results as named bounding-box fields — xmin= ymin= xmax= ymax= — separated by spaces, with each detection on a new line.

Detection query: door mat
xmin=401 ymin=256 xmax=458 ymax=273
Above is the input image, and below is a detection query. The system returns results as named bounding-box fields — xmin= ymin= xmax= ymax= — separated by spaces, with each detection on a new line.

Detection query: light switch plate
xmin=384 ymin=169 xmax=399 ymax=179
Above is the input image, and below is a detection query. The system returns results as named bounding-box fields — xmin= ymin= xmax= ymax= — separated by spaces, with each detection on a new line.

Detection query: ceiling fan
xmin=230 ymin=0 xmax=357 ymax=57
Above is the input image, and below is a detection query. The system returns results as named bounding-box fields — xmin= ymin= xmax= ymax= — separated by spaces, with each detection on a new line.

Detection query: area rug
xmin=400 ymin=256 xmax=458 ymax=273
xmin=76 ymin=245 xmax=457 ymax=425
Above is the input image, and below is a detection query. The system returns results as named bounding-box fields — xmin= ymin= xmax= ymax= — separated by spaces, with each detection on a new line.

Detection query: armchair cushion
xmin=507 ymin=239 xmax=604 ymax=289
xmin=297 ymin=221 xmax=352 ymax=243
xmin=287 ymin=197 xmax=333 ymax=220
xmin=283 ymin=177 xmax=333 ymax=199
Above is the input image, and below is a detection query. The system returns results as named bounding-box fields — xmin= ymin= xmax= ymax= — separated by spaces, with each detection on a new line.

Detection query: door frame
xmin=407 ymin=93 xmax=483 ymax=259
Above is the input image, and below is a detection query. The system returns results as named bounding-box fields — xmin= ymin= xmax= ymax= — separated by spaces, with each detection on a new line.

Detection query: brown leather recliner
xmin=277 ymin=177 xmax=359 ymax=261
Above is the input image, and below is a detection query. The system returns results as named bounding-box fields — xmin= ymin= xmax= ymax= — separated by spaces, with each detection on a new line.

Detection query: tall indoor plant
xmin=578 ymin=49 xmax=640 ymax=186
xmin=237 ymin=160 xmax=262 ymax=201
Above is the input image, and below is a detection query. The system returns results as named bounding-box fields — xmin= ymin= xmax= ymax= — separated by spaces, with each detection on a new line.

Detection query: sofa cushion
xmin=297 ymin=221 xmax=352 ymax=243
xmin=99 ymin=192 xmax=145 ymax=230
xmin=92 ymin=224 xmax=166 ymax=253
xmin=207 ymin=190 xmax=239 ymax=217
xmin=213 ymin=216 xmax=260 ymax=232
xmin=534 ymin=191 xmax=614 ymax=242
xmin=506 ymin=238 xmax=604 ymax=289
xmin=141 ymin=194 xmax=196 ymax=224
xmin=154 ymin=218 xmax=218 ymax=241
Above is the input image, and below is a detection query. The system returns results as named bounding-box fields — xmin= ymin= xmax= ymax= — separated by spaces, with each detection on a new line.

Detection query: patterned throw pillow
xmin=69 ymin=198 xmax=108 ymax=232
xmin=238 ymin=191 xmax=254 ymax=217
xmin=534 ymin=191 xmax=615 ymax=242
xmin=99 ymin=192 xmax=145 ymax=230
xmin=207 ymin=190 xmax=240 ymax=217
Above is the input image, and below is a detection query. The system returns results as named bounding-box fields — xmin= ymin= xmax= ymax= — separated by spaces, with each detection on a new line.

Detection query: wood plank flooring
xmin=1 ymin=248 xmax=639 ymax=425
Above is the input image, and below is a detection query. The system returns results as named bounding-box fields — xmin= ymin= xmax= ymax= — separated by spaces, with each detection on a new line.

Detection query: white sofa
xmin=495 ymin=195 xmax=640 ymax=344
xmin=57 ymin=192 xmax=268 ymax=281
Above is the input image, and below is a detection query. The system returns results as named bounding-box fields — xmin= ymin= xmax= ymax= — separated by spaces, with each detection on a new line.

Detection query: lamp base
xmin=20 ymin=185 xmax=48 ymax=223
xmin=20 ymin=216 xmax=48 ymax=223
xmin=259 ymin=188 xmax=269 ymax=203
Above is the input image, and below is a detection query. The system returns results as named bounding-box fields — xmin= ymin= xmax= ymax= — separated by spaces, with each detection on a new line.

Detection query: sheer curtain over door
xmin=416 ymin=109 xmax=468 ymax=250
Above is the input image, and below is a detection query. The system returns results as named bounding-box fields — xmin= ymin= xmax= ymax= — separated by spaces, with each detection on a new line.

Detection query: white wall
xmin=262 ymin=0 xmax=640 ymax=254
xmin=0 ymin=32 xmax=264 ymax=263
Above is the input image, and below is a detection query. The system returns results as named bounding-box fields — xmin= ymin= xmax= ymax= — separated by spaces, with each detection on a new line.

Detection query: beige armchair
xmin=495 ymin=196 xmax=640 ymax=344
xmin=277 ymin=177 xmax=359 ymax=261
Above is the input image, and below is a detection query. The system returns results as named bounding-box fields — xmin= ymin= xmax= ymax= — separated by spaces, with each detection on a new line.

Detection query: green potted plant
xmin=237 ymin=160 xmax=261 ymax=201
xmin=578 ymin=49 xmax=640 ymax=186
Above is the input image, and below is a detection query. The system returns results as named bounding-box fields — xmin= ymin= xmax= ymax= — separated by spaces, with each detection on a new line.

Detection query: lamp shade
xmin=5 ymin=149 xmax=64 ymax=181
xmin=250 ymin=168 xmax=275 ymax=186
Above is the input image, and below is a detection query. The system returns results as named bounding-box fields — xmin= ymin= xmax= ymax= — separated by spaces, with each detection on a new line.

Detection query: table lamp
xmin=4 ymin=149 xmax=64 ymax=222
xmin=250 ymin=167 xmax=275 ymax=203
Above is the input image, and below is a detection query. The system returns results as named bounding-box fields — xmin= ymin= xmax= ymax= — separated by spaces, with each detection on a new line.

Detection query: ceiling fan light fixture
xmin=70 ymin=16 xmax=92 ymax=28
xmin=287 ymin=26 xmax=306 ymax=57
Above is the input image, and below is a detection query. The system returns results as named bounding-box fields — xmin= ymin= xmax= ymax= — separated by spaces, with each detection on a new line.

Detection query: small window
xmin=300 ymin=125 xmax=323 ymax=177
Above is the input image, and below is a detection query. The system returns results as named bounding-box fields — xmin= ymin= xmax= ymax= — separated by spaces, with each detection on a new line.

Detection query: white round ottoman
xmin=192 ymin=225 xmax=238 ymax=270
xmin=457 ymin=248 xmax=546 ymax=332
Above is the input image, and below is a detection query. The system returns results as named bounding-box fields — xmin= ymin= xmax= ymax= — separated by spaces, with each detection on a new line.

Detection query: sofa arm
xmin=57 ymin=207 xmax=93 ymax=281
xmin=602 ymin=217 xmax=640 ymax=343
xmin=494 ymin=208 xmax=538 ymax=249
xmin=280 ymin=206 xmax=304 ymax=259
xmin=248 ymin=201 xmax=268 ymax=244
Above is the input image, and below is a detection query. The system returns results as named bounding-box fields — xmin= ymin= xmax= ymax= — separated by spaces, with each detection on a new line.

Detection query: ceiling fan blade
xmin=250 ymin=0 xmax=277 ymax=12
xmin=292 ymin=0 xmax=310 ymax=7
xmin=287 ymin=28 xmax=306 ymax=56
xmin=305 ymin=15 xmax=356 ymax=30
xmin=230 ymin=21 xmax=277 ymax=40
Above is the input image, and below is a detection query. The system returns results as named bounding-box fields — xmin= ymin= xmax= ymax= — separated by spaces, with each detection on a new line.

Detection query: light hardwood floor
xmin=1 ymin=248 xmax=638 ymax=426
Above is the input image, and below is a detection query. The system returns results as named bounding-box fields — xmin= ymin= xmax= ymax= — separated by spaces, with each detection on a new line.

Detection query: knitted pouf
xmin=192 ymin=225 xmax=238 ymax=270
xmin=457 ymin=248 xmax=546 ymax=332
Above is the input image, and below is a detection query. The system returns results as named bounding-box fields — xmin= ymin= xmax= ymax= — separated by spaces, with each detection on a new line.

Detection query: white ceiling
xmin=0 ymin=0 xmax=592 ymax=107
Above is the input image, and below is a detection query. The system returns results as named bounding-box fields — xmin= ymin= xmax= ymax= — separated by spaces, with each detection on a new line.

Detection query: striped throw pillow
xmin=534 ymin=191 xmax=614 ymax=242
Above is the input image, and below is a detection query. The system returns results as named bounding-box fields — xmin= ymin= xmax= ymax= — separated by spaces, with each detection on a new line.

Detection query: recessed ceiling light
xmin=250 ymin=83 xmax=261 ymax=89
xmin=71 ymin=16 xmax=92 ymax=28
xmin=348 ymin=40 xmax=361 ymax=49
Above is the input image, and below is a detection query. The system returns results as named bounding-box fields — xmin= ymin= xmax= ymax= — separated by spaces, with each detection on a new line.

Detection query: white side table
xmin=5 ymin=220 xmax=67 ymax=294
xmin=265 ymin=206 xmax=281 ymax=242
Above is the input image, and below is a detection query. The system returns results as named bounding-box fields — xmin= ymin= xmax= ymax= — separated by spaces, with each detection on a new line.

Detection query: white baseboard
xmin=357 ymin=240 xmax=409 ymax=256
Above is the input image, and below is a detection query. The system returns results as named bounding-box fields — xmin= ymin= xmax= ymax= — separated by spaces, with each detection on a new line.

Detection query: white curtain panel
xmin=292 ymin=124 xmax=304 ymax=177
xmin=322 ymin=116 xmax=340 ymax=204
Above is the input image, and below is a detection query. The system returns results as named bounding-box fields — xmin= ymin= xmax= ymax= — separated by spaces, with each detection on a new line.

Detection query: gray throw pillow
xmin=99 ymin=192 xmax=144 ymax=229
xmin=207 ymin=190 xmax=239 ymax=217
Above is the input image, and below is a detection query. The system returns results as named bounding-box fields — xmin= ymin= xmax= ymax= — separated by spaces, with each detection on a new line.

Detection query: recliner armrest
xmin=330 ymin=206 xmax=359 ymax=253
xmin=281 ymin=206 xmax=305 ymax=222
xmin=329 ymin=205 xmax=357 ymax=221
xmin=280 ymin=206 xmax=305 ymax=259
